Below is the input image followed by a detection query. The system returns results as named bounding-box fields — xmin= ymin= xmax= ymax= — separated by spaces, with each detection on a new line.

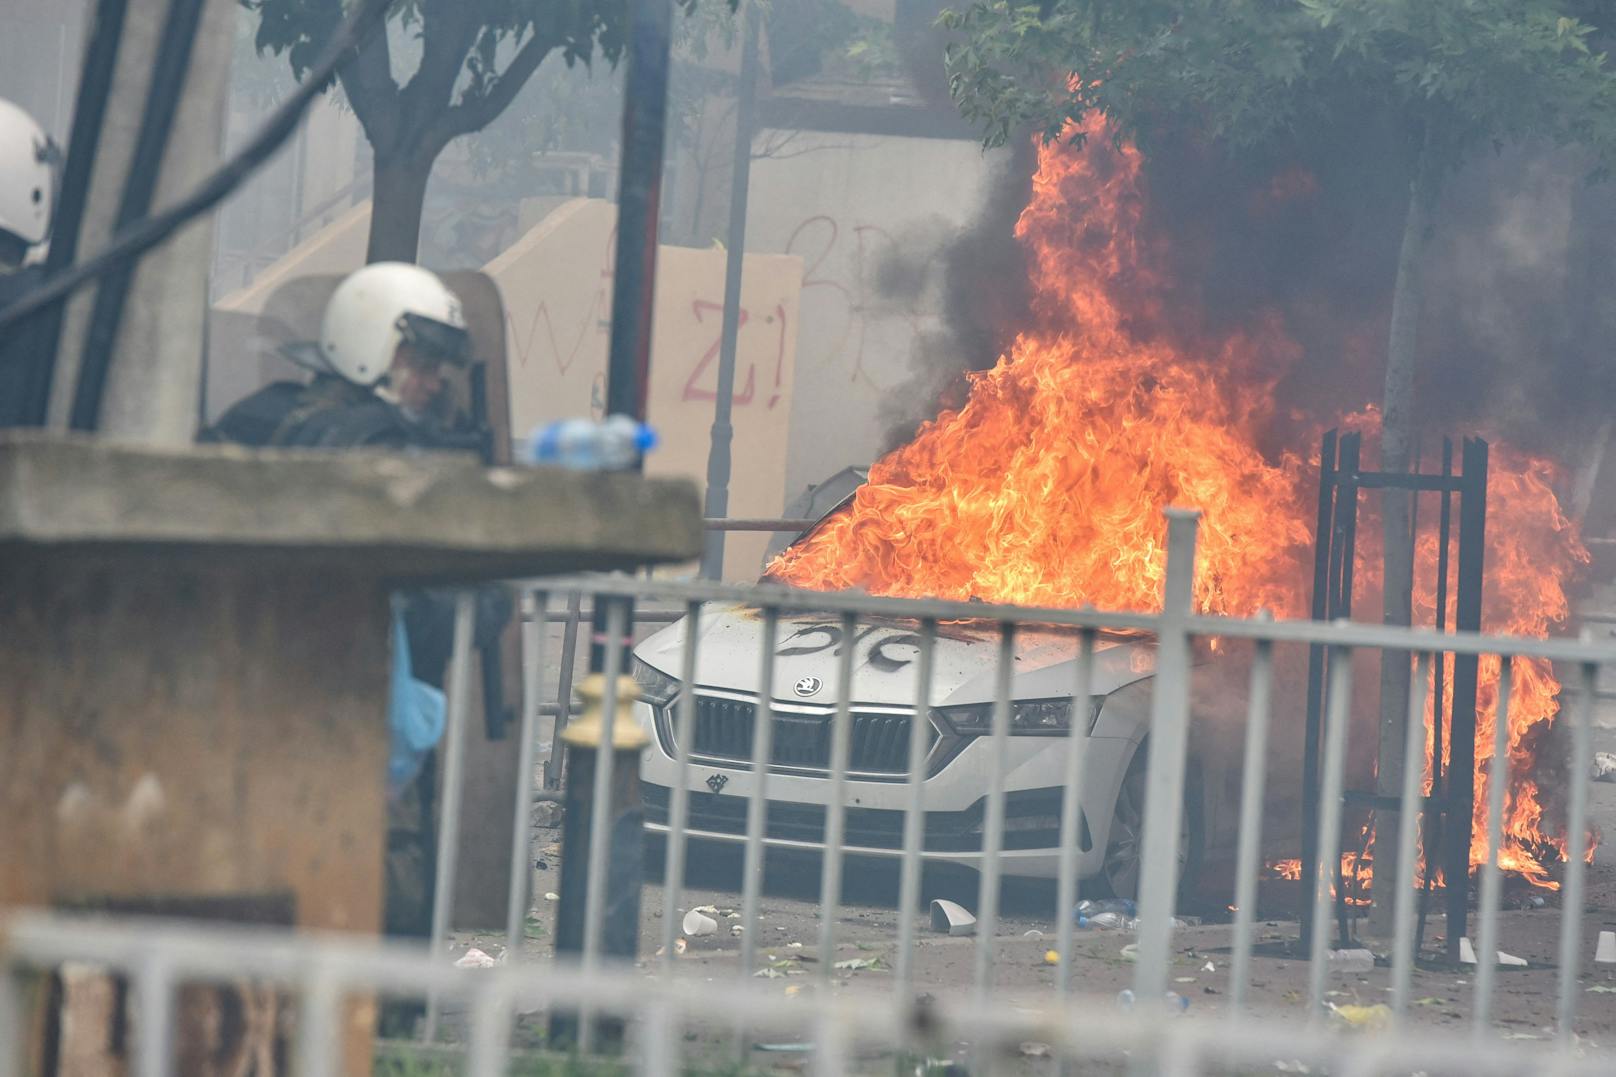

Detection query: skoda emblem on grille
xmin=705 ymin=773 xmax=729 ymax=795
xmin=793 ymin=675 xmax=823 ymax=697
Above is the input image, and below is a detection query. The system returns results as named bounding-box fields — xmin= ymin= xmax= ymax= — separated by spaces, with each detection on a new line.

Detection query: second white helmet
xmin=0 ymin=98 xmax=57 ymax=255
xmin=319 ymin=262 xmax=469 ymax=386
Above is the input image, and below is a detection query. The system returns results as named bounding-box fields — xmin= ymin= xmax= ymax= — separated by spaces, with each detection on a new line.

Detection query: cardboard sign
xmin=488 ymin=199 xmax=803 ymax=580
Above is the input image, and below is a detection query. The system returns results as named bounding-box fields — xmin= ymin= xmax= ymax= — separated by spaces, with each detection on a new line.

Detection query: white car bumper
xmin=635 ymin=700 xmax=1139 ymax=880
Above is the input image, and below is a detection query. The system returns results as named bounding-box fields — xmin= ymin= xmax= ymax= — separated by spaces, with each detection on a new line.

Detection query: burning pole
xmin=699 ymin=1 xmax=761 ymax=581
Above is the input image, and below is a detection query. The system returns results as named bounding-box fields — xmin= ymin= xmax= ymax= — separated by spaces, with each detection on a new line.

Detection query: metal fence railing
xmin=5 ymin=911 xmax=1615 ymax=1077
xmin=5 ymin=508 xmax=1614 ymax=1074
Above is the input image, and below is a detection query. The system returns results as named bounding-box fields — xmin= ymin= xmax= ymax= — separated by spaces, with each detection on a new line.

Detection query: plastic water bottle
xmin=1074 ymin=898 xmax=1136 ymax=921
xmin=1116 ymin=989 xmax=1189 ymax=1014
xmin=529 ymin=415 xmax=656 ymax=470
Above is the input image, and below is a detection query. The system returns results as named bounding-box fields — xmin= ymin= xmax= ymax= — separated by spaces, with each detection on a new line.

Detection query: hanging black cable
xmin=6 ymin=0 xmax=129 ymax=427
xmin=68 ymin=0 xmax=209 ymax=430
xmin=0 ymin=0 xmax=391 ymax=342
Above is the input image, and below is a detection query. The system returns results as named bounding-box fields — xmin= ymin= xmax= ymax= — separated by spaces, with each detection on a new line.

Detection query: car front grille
xmin=682 ymin=695 xmax=935 ymax=775
xmin=641 ymin=784 xmax=1091 ymax=853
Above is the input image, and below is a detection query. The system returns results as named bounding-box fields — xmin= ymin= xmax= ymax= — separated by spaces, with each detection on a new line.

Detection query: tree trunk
xmin=367 ymin=150 xmax=434 ymax=264
xmin=1368 ymin=128 xmax=1442 ymax=938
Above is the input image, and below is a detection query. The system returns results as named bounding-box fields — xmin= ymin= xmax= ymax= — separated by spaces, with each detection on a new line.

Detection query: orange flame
xmin=771 ymin=117 xmax=1313 ymax=616
xmin=769 ymin=114 xmax=1591 ymax=885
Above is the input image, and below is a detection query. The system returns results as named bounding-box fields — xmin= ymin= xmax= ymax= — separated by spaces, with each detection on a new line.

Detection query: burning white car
xmin=629 ymin=480 xmax=1231 ymax=898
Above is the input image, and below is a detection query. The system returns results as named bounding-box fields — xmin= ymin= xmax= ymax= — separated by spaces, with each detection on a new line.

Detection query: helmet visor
xmin=396 ymin=311 xmax=471 ymax=367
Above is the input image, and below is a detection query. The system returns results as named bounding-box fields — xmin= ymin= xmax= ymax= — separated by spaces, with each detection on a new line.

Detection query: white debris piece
xmin=1327 ymin=949 xmax=1375 ymax=973
xmin=1595 ymin=930 xmax=1616 ymax=964
xmin=1592 ymin=751 xmax=1616 ymax=782
xmin=683 ymin=909 xmax=718 ymax=937
xmin=928 ymin=899 xmax=977 ymax=937
xmin=1459 ymin=937 xmax=1527 ymax=967
xmin=454 ymin=948 xmax=497 ymax=969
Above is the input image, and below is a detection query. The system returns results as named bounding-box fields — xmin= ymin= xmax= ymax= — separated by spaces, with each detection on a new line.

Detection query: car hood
xmin=633 ymin=603 xmax=1157 ymax=707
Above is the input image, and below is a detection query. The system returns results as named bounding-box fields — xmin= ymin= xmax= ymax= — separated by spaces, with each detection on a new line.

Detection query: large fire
xmin=768 ymin=115 xmax=1590 ymax=887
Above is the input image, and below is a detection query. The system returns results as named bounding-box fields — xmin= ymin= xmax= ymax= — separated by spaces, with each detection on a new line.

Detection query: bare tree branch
xmin=403 ymin=0 xmax=480 ymax=131
xmin=753 ymin=139 xmax=861 ymax=161
xmin=328 ymin=0 xmax=401 ymax=152
xmin=748 ymin=127 xmax=859 ymax=161
xmin=439 ymin=28 xmax=557 ymax=140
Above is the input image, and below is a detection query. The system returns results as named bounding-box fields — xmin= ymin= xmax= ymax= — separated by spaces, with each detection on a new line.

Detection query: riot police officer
xmin=205 ymin=263 xmax=508 ymax=993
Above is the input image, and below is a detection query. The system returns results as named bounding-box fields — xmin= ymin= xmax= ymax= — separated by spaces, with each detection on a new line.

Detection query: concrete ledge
xmin=0 ymin=432 xmax=703 ymax=582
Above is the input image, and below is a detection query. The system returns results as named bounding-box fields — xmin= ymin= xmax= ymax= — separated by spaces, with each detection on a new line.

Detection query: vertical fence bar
xmin=1555 ymin=658 xmax=1599 ymax=1043
xmin=294 ymin=967 xmax=340 ymax=1077
xmin=423 ymin=592 xmax=476 ymax=1042
xmin=0 ymin=965 xmax=19 ymax=1077
xmin=465 ymin=980 xmax=514 ymax=1077
xmin=1229 ymin=630 xmax=1275 ymax=1018
xmin=550 ymin=591 xmax=585 ymax=777
xmin=1473 ymin=657 xmax=1514 ymax=1034
xmin=739 ymin=606 xmax=782 ymax=985
xmin=1307 ymin=645 xmax=1355 ymax=1018
xmin=1133 ymin=508 xmax=1200 ymax=1009
xmin=661 ymin=601 xmax=703 ymax=971
xmin=1418 ymin=441 xmax=1455 ymax=952
xmin=640 ymin=1000 xmax=679 ymax=1077
xmin=133 ymin=954 xmax=173 ymax=1077
xmin=1301 ymin=431 xmax=1339 ymax=948
xmin=818 ymin=612 xmax=859 ymax=980
xmin=576 ymin=597 xmax=630 ymax=1054
xmin=1055 ymin=628 xmax=1098 ymax=993
xmin=972 ymin=622 xmax=1017 ymax=999
xmin=581 ymin=598 xmax=630 ymax=953
xmin=1390 ymin=653 xmax=1433 ymax=1015
xmin=507 ymin=590 xmax=549 ymax=961
xmin=894 ymin=617 xmax=937 ymax=990
xmin=808 ymin=1007 xmax=847 ymax=1077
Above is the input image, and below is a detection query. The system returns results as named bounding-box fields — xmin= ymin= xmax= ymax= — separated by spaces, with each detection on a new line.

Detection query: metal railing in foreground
xmin=505 ymin=509 xmax=1615 ymax=1050
xmin=3 ymin=911 xmax=1612 ymax=1077
xmin=8 ymin=509 xmax=1611 ymax=1072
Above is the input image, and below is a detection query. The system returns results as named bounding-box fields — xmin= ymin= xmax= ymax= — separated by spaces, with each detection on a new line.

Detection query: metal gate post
xmin=1445 ymin=438 xmax=1488 ymax=961
xmin=1301 ymin=431 xmax=1337 ymax=945
xmin=1330 ymin=433 xmax=1361 ymax=946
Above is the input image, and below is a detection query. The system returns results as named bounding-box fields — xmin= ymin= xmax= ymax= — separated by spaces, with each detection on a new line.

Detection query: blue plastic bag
xmin=388 ymin=605 xmax=446 ymax=793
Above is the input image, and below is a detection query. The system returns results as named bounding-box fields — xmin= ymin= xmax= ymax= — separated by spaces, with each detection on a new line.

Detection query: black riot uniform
xmin=203 ymin=371 xmax=510 ymax=942
xmin=0 ymin=264 xmax=50 ymax=428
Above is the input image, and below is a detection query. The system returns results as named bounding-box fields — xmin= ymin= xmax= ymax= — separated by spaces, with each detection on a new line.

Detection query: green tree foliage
xmin=941 ymin=1 xmax=1616 ymax=163
xmin=244 ymin=0 xmax=700 ymax=262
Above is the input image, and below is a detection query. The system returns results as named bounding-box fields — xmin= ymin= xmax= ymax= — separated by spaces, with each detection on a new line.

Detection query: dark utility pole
xmin=601 ymin=0 xmax=673 ymax=435
xmin=553 ymin=0 xmax=673 ymax=1051
xmin=699 ymin=3 xmax=761 ymax=580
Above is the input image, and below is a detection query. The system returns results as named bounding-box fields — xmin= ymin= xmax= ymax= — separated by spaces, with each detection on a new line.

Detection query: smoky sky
xmin=876 ymin=99 xmax=1616 ymax=479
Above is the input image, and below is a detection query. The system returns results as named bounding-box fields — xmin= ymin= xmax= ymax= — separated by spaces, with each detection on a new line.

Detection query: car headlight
xmin=629 ymin=657 xmax=681 ymax=707
xmin=934 ymin=697 xmax=1104 ymax=737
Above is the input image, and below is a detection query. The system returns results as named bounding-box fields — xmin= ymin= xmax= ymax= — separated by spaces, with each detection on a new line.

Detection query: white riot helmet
xmin=0 ymin=98 xmax=57 ymax=261
xmin=318 ymin=262 xmax=470 ymax=387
